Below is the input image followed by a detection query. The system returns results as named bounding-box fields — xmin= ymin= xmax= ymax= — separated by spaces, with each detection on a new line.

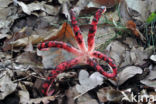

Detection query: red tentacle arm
xmin=37 ymin=41 xmax=82 ymax=56
xmin=70 ymin=10 xmax=87 ymax=52
xmin=41 ymin=57 xmax=81 ymax=96
xmin=89 ymin=51 xmax=117 ymax=78
xmin=87 ymin=6 xmax=106 ymax=52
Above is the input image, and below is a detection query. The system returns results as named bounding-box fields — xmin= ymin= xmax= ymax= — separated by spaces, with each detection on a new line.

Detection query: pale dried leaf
xmin=16 ymin=52 xmax=42 ymax=67
xmin=37 ymin=48 xmax=75 ymax=68
xmin=62 ymin=2 xmax=70 ymax=20
xmin=76 ymin=70 xmax=104 ymax=93
xmin=18 ymin=83 xmax=30 ymax=104
xmin=141 ymin=67 xmax=156 ymax=88
xmin=110 ymin=66 xmax=143 ymax=86
xmin=119 ymin=0 xmax=132 ymax=25
xmin=150 ymin=55 xmax=156 ymax=62
xmin=0 ymin=71 xmax=17 ymax=100
xmin=11 ymin=35 xmax=44 ymax=47
xmin=106 ymin=41 xmax=129 ymax=66
xmin=72 ymin=0 xmax=90 ymax=15
xmin=130 ymin=46 xmax=153 ymax=65
xmin=125 ymin=0 xmax=148 ymax=22
xmin=17 ymin=1 xmax=59 ymax=15
xmin=87 ymin=1 xmax=101 ymax=8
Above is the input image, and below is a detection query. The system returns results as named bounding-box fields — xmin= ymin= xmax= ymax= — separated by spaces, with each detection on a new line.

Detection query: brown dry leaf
xmin=110 ymin=66 xmax=143 ymax=86
xmin=93 ymin=0 xmax=120 ymax=8
xmin=37 ymin=22 xmax=76 ymax=68
xmin=45 ymin=22 xmax=75 ymax=43
xmin=126 ymin=20 xmax=146 ymax=42
xmin=65 ymin=87 xmax=79 ymax=104
xmin=76 ymin=93 xmax=99 ymax=104
xmin=2 ymin=28 xmax=27 ymax=51
xmin=97 ymin=87 xmax=123 ymax=102
xmin=15 ymin=52 xmax=42 ymax=67
xmin=57 ymin=72 xmax=77 ymax=82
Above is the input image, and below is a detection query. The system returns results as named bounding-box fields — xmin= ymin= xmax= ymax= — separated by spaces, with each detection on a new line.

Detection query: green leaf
xmin=146 ymin=12 xmax=156 ymax=24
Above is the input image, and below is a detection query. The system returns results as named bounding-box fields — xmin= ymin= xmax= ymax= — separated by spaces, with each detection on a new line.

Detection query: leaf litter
xmin=0 ymin=0 xmax=156 ymax=104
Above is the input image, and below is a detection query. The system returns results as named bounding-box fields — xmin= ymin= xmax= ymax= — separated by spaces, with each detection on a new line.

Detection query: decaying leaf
xmin=106 ymin=40 xmax=153 ymax=67
xmin=110 ymin=66 xmax=143 ymax=86
xmin=106 ymin=41 xmax=129 ymax=66
xmin=57 ymin=72 xmax=77 ymax=82
xmin=119 ymin=0 xmax=132 ymax=25
xmin=29 ymin=96 xmax=56 ymax=104
xmin=141 ymin=67 xmax=156 ymax=88
xmin=130 ymin=46 xmax=153 ymax=65
xmin=97 ymin=87 xmax=123 ymax=102
xmin=72 ymin=0 xmax=90 ymax=15
xmin=0 ymin=0 xmax=18 ymax=34
xmin=76 ymin=70 xmax=104 ymax=94
xmin=0 ymin=0 xmax=12 ymax=8
xmin=15 ymin=52 xmax=42 ymax=67
xmin=0 ymin=70 xmax=17 ymax=100
xmin=61 ymin=2 xmax=70 ymax=21
xmin=81 ymin=26 xmax=116 ymax=50
xmin=18 ymin=82 xmax=30 ymax=104
xmin=37 ymin=22 xmax=76 ymax=68
xmin=125 ymin=0 xmax=148 ymax=22
xmin=76 ymin=93 xmax=99 ymax=104
xmin=17 ymin=1 xmax=60 ymax=15
xmin=92 ymin=0 xmax=120 ymax=8
xmin=126 ymin=20 xmax=146 ymax=42
xmin=58 ymin=0 xmax=69 ymax=4
xmin=65 ymin=87 xmax=79 ymax=104
xmin=2 ymin=27 xmax=27 ymax=51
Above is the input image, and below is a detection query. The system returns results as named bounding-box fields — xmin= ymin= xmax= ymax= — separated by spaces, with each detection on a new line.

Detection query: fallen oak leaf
xmin=0 ymin=70 xmax=17 ymax=100
xmin=45 ymin=22 xmax=75 ymax=45
xmin=93 ymin=0 xmax=120 ymax=8
xmin=2 ymin=27 xmax=27 ymax=51
xmin=109 ymin=66 xmax=143 ymax=86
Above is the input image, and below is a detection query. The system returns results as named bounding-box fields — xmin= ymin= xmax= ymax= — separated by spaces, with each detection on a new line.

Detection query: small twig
xmin=74 ymin=89 xmax=90 ymax=100
xmin=13 ymin=73 xmax=46 ymax=83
